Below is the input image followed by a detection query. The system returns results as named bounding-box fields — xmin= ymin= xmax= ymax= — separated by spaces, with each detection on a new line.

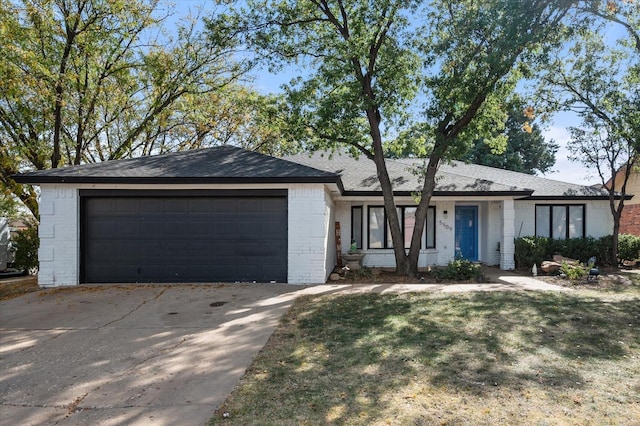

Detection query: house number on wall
xmin=439 ymin=220 xmax=452 ymax=231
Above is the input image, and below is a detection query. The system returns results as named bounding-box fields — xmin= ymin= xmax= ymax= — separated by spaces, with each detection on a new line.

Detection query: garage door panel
xmin=115 ymin=219 xmax=139 ymax=234
xmin=141 ymin=198 xmax=164 ymax=213
xmin=87 ymin=220 xmax=117 ymax=237
xmin=140 ymin=220 xmax=164 ymax=235
xmin=116 ymin=241 xmax=140 ymax=259
xmin=116 ymin=199 xmax=140 ymax=214
xmin=165 ymin=199 xmax=188 ymax=213
xmin=83 ymin=196 xmax=287 ymax=283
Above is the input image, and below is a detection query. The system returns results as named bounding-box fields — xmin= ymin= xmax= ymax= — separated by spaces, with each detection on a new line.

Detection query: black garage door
xmin=81 ymin=193 xmax=287 ymax=283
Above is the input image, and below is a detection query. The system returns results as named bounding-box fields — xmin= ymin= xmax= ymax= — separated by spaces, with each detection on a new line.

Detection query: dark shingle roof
xmin=13 ymin=146 xmax=612 ymax=199
xmin=285 ymin=151 xmax=610 ymax=199
xmin=14 ymin=146 xmax=340 ymax=185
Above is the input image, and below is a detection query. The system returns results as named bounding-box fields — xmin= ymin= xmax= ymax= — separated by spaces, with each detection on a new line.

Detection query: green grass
xmin=210 ymin=281 xmax=640 ymax=425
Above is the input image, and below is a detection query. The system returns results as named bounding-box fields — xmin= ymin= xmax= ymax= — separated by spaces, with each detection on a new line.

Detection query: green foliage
xmin=1 ymin=0 xmax=250 ymax=217
xmin=0 ymin=193 xmax=21 ymax=219
xmin=226 ymin=0 xmax=573 ymax=275
xmin=514 ymin=235 xmax=628 ymax=268
xmin=560 ymin=261 xmax=588 ymax=281
xmin=514 ymin=236 xmax=552 ymax=269
xmin=618 ymin=234 xmax=640 ymax=263
xmin=11 ymin=224 xmax=39 ymax=272
xmin=433 ymin=258 xmax=484 ymax=282
xmin=539 ymin=2 xmax=640 ymax=262
xmin=550 ymin=237 xmax=603 ymax=265
xmin=459 ymin=100 xmax=559 ymax=174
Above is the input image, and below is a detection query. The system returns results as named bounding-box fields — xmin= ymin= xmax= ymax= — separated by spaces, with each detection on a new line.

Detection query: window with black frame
xmin=535 ymin=204 xmax=585 ymax=239
xmin=365 ymin=206 xmax=435 ymax=249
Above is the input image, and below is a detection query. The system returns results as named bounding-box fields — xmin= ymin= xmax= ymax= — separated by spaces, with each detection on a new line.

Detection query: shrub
xmin=618 ymin=234 xmax=640 ymax=263
xmin=596 ymin=235 xmax=615 ymax=266
xmin=515 ymin=235 xmax=617 ymax=268
xmin=560 ymin=261 xmax=588 ymax=281
xmin=11 ymin=223 xmax=39 ymax=273
xmin=433 ymin=258 xmax=484 ymax=282
xmin=514 ymin=236 xmax=550 ymax=269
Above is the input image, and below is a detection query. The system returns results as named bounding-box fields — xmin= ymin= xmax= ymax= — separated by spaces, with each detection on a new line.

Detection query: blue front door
xmin=455 ymin=206 xmax=478 ymax=261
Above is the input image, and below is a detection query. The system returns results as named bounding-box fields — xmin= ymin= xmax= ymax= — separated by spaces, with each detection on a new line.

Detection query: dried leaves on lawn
xmin=211 ymin=287 xmax=640 ymax=425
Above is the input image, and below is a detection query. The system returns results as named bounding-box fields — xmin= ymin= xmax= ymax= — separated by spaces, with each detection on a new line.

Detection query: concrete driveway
xmin=0 ymin=283 xmax=305 ymax=425
xmin=1 ymin=273 xmax=567 ymax=425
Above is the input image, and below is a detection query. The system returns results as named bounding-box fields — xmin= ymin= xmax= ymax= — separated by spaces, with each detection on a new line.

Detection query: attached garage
xmin=14 ymin=146 xmax=341 ymax=287
xmin=81 ymin=191 xmax=288 ymax=283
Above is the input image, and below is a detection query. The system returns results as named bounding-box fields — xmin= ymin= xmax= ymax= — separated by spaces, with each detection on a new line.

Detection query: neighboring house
xmin=14 ymin=146 xmax=614 ymax=287
xmin=605 ymin=163 xmax=640 ymax=236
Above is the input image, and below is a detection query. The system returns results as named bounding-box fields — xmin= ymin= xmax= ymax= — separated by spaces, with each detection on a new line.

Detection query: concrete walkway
xmin=0 ymin=272 xmax=566 ymax=425
xmin=298 ymin=268 xmax=570 ymax=296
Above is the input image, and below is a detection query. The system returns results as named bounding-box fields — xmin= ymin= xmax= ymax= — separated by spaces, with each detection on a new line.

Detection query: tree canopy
xmin=220 ymin=0 xmax=573 ymax=275
xmin=539 ymin=0 xmax=640 ymax=262
xmin=460 ymin=102 xmax=559 ymax=175
xmin=0 ymin=0 xmax=283 ymax=217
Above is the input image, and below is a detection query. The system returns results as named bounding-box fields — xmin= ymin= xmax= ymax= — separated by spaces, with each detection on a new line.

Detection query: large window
xmin=535 ymin=204 xmax=585 ymax=239
xmin=367 ymin=206 xmax=435 ymax=249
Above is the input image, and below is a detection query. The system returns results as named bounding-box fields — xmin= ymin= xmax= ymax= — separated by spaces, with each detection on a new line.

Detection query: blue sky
xmin=171 ymin=0 xmax=602 ymax=186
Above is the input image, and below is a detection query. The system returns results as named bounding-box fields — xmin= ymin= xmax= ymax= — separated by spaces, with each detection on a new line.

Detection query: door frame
xmin=454 ymin=205 xmax=479 ymax=262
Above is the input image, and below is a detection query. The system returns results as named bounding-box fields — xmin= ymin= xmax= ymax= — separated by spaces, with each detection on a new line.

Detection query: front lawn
xmin=210 ymin=281 xmax=640 ymax=425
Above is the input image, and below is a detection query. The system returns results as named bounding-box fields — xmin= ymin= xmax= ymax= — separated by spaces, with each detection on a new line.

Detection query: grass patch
xmin=0 ymin=276 xmax=39 ymax=301
xmin=211 ymin=283 xmax=640 ymax=425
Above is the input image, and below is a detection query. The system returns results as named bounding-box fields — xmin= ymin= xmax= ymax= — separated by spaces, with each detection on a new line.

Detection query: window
xmin=366 ymin=206 xmax=435 ymax=249
xmin=351 ymin=206 xmax=363 ymax=249
xmin=535 ymin=204 xmax=585 ymax=239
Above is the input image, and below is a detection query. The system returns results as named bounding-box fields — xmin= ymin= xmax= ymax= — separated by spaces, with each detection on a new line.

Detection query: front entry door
xmin=455 ymin=206 xmax=478 ymax=261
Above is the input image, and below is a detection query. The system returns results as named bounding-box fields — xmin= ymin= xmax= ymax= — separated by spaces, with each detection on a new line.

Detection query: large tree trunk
xmin=365 ymin=106 xmax=410 ymax=274
xmin=406 ymin=147 xmax=444 ymax=275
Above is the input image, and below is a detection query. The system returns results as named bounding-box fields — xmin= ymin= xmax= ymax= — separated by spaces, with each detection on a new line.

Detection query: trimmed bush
xmin=618 ymin=234 xmax=640 ymax=263
xmin=514 ymin=236 xmax=550 ymax=269
xmin=514 ymin=235 xmax=617 ymax=268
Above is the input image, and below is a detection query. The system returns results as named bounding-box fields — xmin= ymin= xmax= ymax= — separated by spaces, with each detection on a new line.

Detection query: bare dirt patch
xmin=531 ymin=267 xmax=639 ymax=291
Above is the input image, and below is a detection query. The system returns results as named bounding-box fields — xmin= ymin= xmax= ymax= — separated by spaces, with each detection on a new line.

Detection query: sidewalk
xmin=297 ymin=267 xmax=571 ymax=296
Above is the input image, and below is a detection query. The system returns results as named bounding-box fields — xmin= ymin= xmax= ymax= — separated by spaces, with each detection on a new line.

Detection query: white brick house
xmin=15 ymin=147 xmax=614 ymax=287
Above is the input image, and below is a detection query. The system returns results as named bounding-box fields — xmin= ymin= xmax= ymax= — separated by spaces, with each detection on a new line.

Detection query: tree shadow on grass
xmin=216 ymin=291 xmax=639 ymax=425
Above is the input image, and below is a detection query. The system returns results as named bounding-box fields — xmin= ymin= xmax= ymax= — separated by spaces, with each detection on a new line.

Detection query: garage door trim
xmin=80 ymin=190 xmax=288 ymax=284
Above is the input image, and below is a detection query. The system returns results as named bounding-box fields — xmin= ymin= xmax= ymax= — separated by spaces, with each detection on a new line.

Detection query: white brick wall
xmin=483 ymin=201 xmax=502 ymax=266
xmin=38 ymin=185 xmax=79 ymax=287
xmin=435 ymin=201 xmax=456 ymax=266
xmin=323 ymin=189 xmax=336 ymax=280
xmin=333 ymin=200 xmax=454 ymax=269
xmin=287 ymin=185 xmax=334 ymax=284
xmin=500 ymin=199 xmax=516 ymax=270
xmin=34 ymin=181 xmax=614 ymax=287
xmin=585 ymin=201 xmax=614 ymax=237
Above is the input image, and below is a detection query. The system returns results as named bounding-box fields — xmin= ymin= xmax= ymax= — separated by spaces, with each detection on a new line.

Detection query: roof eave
xmin=12 ymin=175 xmax=341 ymax=186
xmin=341 ymin=190 xmax=534 ymax=197
xmin=524 ymin=194 xmax=631 ymax=201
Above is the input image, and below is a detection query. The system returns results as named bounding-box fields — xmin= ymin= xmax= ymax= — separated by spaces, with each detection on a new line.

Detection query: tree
xmin=540 ymin=0 xmax=639 ymax=263
xmin=223 ymin=0 xmax=573 ymax=275
xmin=0 ymin=0 xmax=247 ymax=217
xmin=144 ymin=86 xmax=300 ymax=157
xmin=461 ymin=102 xmax=559 ymax=175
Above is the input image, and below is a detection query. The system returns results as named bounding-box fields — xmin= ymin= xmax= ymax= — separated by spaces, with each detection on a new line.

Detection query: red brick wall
xmin=620 ymin=204 xmax=640 ymax=236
